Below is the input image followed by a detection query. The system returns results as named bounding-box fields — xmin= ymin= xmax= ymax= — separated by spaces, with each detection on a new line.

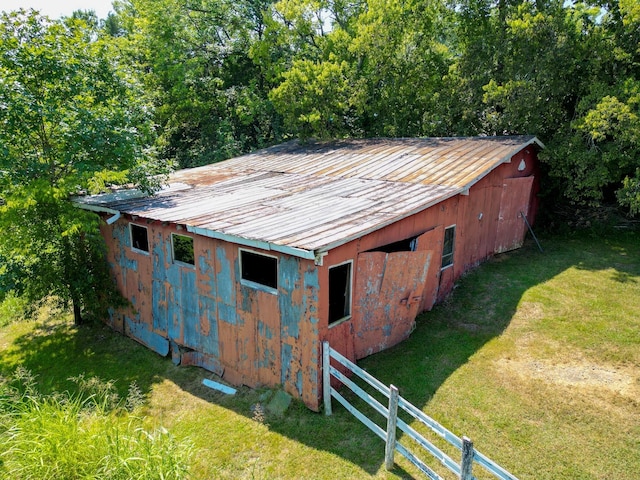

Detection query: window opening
xmin=329 ymin=262 xmax=352 ymax=325
xmin=240 ymin=249 xmax=277 ymax=289
xmin=130 ymin=223 xmax=149 ymax=253
xmin=367 ymin=237 xmax=416 ymax=253
xmin=172 ymin=234 xmax=194 ymax=265
xmin=441 ymin=225 xmax=456 ymax=269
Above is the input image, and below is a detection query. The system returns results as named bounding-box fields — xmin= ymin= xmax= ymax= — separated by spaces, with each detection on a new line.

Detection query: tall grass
xmin=0 ymin=367 xmax=192 ymax=479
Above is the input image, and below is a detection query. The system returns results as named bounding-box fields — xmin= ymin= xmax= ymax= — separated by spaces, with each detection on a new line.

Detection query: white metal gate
xmin=322 ymin=341 xmax=520 ymax=480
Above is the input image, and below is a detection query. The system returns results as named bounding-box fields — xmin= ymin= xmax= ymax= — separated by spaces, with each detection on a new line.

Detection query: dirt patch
xmin=497 ymin=356 xmax=639 ymax=404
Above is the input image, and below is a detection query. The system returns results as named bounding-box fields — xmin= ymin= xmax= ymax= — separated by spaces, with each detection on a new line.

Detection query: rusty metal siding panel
xmin=495 ymin=176 xmax=535 ymax=253
xmin=352 ymin=250 xmax=431 ymax=359
xmin=278 ymin=256 xmax=320 ymax=402
xmin=416 ymin=226 xmax=444 ymax=312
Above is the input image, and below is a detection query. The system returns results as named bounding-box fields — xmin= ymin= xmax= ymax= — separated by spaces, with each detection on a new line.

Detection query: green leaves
xmin=0 ymin=10 xmax=159 ymax=322
xmin=270 ymin=58 xmax=353 ymax=138
xmin=0 ymin=10 xmax=158 ymax=196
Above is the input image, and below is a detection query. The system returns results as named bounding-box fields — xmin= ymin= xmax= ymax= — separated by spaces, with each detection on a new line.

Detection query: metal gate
xmin=322 ymin=341 xmax=520 ymax=480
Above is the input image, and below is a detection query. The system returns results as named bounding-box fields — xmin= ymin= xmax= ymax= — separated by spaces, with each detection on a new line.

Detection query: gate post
xmin=323 ymin=341 xmax=332 ymax=416
xmin=460 ymin=436 xmax=474 ymax=480
xmin=384 ymin=385 xmax=399 ymax=470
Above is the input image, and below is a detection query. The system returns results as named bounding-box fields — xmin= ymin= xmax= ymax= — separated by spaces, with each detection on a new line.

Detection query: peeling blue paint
xmin=179 ymin=267 xmax=196 ymax=347
xmin=279 ymin=256 xmax=302 ymax=339
xmin=309 ymin=366 xmax=318 ymax=397
xmin=382 ymin=324 xmax=393 ymax=337
xmin=198 ymin=251 xmax=213 ymax=278
xmin=240 ymin=285 xmax=254 ymax=313
xmin=152 ymin=234 xmax=168 ymax=333
xmin=296 ymin=370 xmax=303 ymax=396
xmin=125 ymin=316 xmax=169 ymax=356
xmin=304 ymin=269 xmax=320 ymax=328
xmin=218 ymin=303 xmax=237 ymax=325
xmin=197 ymin=295 xmax=219 ymax=356
xmin=215 ymin=246 xmax=235 ymax=302
xmin=113 ymin=224 xmax=138 ymax=273
xmin=198 ymin=250 xmax=217 ymax=297
xmin=256 ymin=343 xmax=275 ymax=369
xmin=281 ymin=343 xmax=293 ymax=386
xmin=257 ymin=320 xmax=274 ymax=340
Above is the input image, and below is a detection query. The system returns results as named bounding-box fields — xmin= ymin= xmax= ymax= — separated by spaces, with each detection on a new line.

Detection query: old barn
xmin=79 ymin=136 xmax=543 ymax=410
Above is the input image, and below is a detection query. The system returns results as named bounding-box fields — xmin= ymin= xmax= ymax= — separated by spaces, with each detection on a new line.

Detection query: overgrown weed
xmin=0 ymin=367 xmax=191 ymax=479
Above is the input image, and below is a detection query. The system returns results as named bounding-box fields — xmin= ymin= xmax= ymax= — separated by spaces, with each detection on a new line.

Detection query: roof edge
xmin=314 ymin=137 xmax=544 ymax=254
xmin=186 ymin=225 xmax=317 ymax=261
xmin=315 ymin=186 xmax=464 ymax=254
xmin=75 ymin=198 xmax=318 ymax=261
xmin=459 ymin=135 xmax=545 ymax=194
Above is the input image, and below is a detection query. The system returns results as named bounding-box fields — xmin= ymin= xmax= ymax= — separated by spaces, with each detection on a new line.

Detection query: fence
xmin=322 ymin=341 xmax=520 ymax=480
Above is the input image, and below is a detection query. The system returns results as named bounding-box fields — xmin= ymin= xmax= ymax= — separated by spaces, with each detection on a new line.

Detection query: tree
xmin=265 ymin=0 xmax=453 ymax=138
xmin=113 ymin=0 xmax=281 ymax=168
xmin=0 ymin=10 xmax=165 ymax=324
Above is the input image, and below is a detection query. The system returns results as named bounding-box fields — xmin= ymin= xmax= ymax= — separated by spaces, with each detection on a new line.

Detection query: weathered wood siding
xmin=101 ymin=221 xmax=321 ymax=409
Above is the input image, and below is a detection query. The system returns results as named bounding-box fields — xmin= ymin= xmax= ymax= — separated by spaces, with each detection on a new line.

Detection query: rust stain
xmin=352 ymin=251 xmax=430 ymax=359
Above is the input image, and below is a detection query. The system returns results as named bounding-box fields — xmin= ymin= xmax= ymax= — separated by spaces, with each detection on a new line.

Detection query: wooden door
xmin=495 ymin=176 xmax=535 ymax=253
xmin=352 ymin=250 xmax=431 ymax=359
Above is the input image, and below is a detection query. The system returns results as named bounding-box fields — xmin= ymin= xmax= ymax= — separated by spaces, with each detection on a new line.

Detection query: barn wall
xmin=318 ymin=146 xmax=540 ymax=367
xmin=101 ymin=220 xmax=321 ymax=410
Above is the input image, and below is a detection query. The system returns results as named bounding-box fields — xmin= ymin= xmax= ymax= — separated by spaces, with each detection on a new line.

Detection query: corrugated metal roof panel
xmin=78 ymin=136 xmax=543 ymax=257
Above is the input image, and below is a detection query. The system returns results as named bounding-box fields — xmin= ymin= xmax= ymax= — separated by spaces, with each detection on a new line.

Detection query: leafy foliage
xmin=113 ymin=0 xmax=281 ymax=168
xmin=0 ymin=10 xmax=164 ymax=323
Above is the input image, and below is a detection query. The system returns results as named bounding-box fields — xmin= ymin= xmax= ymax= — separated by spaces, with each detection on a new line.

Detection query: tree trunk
xmin=72 ymin=297 xmax=83 ymax=325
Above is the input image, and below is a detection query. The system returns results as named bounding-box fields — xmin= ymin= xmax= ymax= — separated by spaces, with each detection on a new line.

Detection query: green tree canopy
xmin=0 ymin=10 xmax=165 ymax=323
xmin=113 ymin=0 xmax=281 ymax=168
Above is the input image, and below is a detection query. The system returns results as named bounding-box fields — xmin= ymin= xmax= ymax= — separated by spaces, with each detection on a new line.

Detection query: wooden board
xmin=495 ymin=176 xmax=535 ymax=253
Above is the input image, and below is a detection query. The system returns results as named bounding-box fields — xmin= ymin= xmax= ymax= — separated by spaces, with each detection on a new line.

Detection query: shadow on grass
xmin=369 ymin=231 xmax=639 ymax=403
xmin=1 ymin=231 xmax=638 ymax=478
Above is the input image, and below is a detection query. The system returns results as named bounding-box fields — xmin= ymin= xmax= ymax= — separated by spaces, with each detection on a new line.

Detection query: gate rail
xmin=322 ymin=341 xmax=520 ymax=480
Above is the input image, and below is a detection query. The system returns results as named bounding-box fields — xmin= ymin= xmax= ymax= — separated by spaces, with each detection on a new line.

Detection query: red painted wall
xmin=318 ymin=146 xmax=540 ymax=369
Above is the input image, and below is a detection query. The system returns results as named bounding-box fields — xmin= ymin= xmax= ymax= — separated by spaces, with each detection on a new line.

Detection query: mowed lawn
xmin=1 ymin=231 xmax=638 ymax=479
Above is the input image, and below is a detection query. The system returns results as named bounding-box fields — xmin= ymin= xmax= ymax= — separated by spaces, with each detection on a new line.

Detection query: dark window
xmin=441 ymin=225 xmax=455 ymax=269
xmin=367 ymin=236 xmax=418 ymax=253
xmin=329 ymin=262 xmax=352 ymax=325
xmin=241 ymin=250 xmax=277 ymax=289
xmin=172 ymin=234 xmax=194 ymax=265
xmin=130 ymin=224 xmax=149 ymax=253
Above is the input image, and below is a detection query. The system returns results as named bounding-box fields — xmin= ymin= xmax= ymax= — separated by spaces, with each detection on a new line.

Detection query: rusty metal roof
xmin=79 ymin=136 xmax=543 ymax=260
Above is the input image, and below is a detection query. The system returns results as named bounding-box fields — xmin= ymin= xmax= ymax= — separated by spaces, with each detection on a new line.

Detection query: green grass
xmin=0 ymin=367 xmax=191 ymax=479
xmin=0 ymin=230 xmax=638 ymax=479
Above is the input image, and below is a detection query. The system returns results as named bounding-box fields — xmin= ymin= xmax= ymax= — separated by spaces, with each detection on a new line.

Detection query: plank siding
xmin=102 ymin=220 xmax=321 ymax=408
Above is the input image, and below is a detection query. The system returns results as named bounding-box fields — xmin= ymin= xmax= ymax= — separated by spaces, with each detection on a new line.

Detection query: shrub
xmin=0 ymin=292 xmax=30 ymax=327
